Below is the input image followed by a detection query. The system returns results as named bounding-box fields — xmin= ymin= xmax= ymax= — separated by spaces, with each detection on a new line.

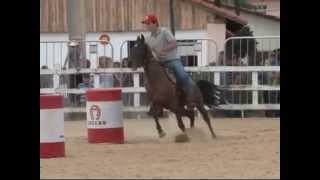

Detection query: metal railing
xmin=219 ymin=36 xmax=280 ymax=117
xmin=40 ymin=37 xmax=280 ymax=117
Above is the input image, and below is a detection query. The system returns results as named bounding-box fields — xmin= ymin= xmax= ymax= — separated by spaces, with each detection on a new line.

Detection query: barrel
xmin=86 ymin=88 xmax=124 ymax=143
xmin=40 ymin=94 xmax=65 ymax=158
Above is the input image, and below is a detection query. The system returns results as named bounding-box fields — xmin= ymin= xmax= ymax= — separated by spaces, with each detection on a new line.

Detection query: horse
xmin=128 ymin=34 xmax=226 ymax=139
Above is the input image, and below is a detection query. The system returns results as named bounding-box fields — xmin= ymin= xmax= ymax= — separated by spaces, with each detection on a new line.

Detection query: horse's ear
xmin=141 ymin=34 xmax=145 ymax=42
xmin=136 ymin=35 xmax=141 ymax=42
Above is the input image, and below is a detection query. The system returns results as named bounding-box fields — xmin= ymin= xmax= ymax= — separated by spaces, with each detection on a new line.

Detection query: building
xmin=40 ymin=0 xmax=248 ymax=68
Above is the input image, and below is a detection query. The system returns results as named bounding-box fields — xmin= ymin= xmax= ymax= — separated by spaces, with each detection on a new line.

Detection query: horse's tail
xmin=196 ymin=80 xmax=228 ymax=108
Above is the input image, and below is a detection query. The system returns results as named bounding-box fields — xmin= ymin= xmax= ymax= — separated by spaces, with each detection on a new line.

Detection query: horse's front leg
xmin=153 ymin=114 xmax=166 ymax=138
xmin=151 ymin=104 xmax=166 ymax=138
xmin=148 ymin=102 xmax=163 ymax=116
xmin=147 ymin=103 xmax=155 ymax=116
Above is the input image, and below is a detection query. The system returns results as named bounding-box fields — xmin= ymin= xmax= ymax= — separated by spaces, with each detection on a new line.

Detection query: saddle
xmin=151 ymin=51 xmax=177 ymax=85
xmin=165 ymin=68 xmax=177 ymax=85
xmin=160 ymin=63 xmax=177 ymax=85
xmin=159 ymin=63 xmax=186 ymax=105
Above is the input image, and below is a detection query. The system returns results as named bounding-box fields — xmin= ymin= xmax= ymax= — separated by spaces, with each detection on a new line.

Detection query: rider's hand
xmin=132 ymin=67 xmax=138 ymax=71
xmin=157 ymin=49 xmax=166 ymax=57
xmin=151 ymin=48 xmax=165 ymax=57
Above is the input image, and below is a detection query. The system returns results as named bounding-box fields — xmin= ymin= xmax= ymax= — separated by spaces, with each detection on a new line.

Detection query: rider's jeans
xmin=162 ymin=59 xmax=194 ymax=97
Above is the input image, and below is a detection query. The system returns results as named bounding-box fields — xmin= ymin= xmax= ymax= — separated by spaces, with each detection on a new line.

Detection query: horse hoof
xmin=159 ymin=132 xmax=166 ymax=138
xmin=175 ymin=133 xmax=190 ymax=143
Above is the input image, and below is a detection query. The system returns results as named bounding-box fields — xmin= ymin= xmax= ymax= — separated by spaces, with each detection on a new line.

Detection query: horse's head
xmin=128 ymin=34 xmax=149 ymax=70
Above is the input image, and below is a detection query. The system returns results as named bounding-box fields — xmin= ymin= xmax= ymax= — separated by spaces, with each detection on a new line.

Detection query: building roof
xmin=248 ymin=0 xmax=280 ymax=18
xmin=221 ymin=0 xmax=280 ymax=21
xmin=190 ymin=0 xmax=248 ymax=25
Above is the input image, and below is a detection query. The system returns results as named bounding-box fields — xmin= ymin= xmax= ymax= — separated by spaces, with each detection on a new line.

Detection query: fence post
xmin=252 ymin=71 xmax=259 ymax=106
xmin=53 ymin=74 xmax=60 ymax=89
xmin=133 ymin=72 xmax=141 ymax=119
xmin=214 ymin=72 xmax=220 ymax=86
xmin=94 ymin=74 xmax=100 ymax=88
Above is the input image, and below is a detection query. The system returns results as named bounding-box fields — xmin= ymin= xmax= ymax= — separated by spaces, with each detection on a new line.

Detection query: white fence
xmin=40 ymin=36 xmax=280 ymax=117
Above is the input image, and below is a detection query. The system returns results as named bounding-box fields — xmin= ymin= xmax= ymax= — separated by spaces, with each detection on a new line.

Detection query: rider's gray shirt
xmin=145 ymin=27 xmax=179 ymax=61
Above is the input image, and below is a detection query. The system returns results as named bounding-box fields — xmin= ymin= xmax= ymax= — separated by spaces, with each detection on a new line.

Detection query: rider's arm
xmin=160 ymin=28 xmax=177 ymax=52
xmin=162 ymin=40 xmax=177 ymax=52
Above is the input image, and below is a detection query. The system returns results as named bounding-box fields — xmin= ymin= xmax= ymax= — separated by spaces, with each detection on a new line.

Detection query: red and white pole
xmin=40 ymin=95 xmax=65 ymax=158
xmin=86 ymin=88 xmax=124 ymax=144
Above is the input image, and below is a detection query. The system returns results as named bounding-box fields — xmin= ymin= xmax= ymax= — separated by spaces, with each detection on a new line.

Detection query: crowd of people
xmin=213 ymin=49 xmax=280 ymax=117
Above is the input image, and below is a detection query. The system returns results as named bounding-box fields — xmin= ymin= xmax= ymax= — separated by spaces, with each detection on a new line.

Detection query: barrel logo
xmin=89 ymin=105 xmax=101 ymax=121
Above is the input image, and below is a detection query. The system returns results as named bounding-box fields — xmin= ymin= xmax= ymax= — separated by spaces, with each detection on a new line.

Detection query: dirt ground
xmin=40 ymin=116 xmax=280 ymax=179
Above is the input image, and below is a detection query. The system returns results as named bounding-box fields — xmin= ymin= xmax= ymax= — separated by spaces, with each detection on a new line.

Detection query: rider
xmin=141 ymin=14 xmax=195 ymax=110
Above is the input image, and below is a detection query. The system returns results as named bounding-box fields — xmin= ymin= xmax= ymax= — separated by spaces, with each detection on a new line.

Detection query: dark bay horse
xmin=128 ymin=34 xmax=226 ymax=139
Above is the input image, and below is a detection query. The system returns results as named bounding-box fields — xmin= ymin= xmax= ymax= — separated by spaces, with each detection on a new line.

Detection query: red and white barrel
xmin=86 ymin=88 xmax=124 ymax=144
xmin=40 ymin=95 xmax=65 ymax=158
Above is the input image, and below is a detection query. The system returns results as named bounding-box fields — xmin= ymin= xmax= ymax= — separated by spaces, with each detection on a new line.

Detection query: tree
xmin=234 ymin=0 xmax=250 ymax=15
xmin=234 ymin=0 xmax=241 ymax=15
xmin=214 ymin=0 xmax=222 ymax=7
xmin=213 ymin=0 xmax=247 ymax=15
xmin=225 ymin=26 xmax=258 ymax=62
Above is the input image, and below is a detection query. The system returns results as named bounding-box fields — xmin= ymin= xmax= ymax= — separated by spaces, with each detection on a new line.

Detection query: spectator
xmin=63 ymin=41 xmax=82 ymax=69
xmin=208 ymin=61 xmax=216 ymax=66
xmin=234 ymin=73 xmax=241 ymax=85
xmin=240 ymin=56 xmax=248 ymax=66
xmin=78 ymin=74 xmax=94 ymax=106
xmin=264 ymin=52 xmax=280 ymax=86
xmin=115 ymin=58 xmax=133 ymax=88
xmin=112 ymin=61 xmax=122 ymax=87
xmin=114 ymin=61 xmax=121 ymax=68
xmin=98 ymin=56 xmax=114 ymax=88
xmin=117 ymin=58 xmax=134 ymax=106
xmin=263 ymin=51 xmax=280 ymax=117
xmin=82 ymin=59 xmax=91 ymax=68
xmin=63 ymin=40 xmax=83 ymax=106
xmin=217 ymin=51 xmax=224 ymax=66
xmin=78 ymin=74 xmax=93 ymax=89
xmin=272 ymin=72 xmax=280 ymax=86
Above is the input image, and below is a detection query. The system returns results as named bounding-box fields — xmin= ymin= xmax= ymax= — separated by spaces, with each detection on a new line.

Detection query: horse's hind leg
xmin=196 ymin=105 xmax=217 ymax=139
xmin=187 ymin=110 xmax=195 ymax=128
xmin=181 ymin=109 xmax=195 ymax=128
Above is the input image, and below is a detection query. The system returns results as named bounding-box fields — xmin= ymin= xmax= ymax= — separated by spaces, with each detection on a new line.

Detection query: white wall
xmin=207 ymin=23 xmax=226 ymax=64
xmin=239 ymin=12 xmax=280 ymax=51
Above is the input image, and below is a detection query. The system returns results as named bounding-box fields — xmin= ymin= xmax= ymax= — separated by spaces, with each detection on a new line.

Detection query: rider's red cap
xmin=141 ymin=14 xmax=158 ymax=24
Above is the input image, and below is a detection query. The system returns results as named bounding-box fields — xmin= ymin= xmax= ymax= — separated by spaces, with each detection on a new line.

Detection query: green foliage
xmin=225 ymin=26 xmax=258 ymax=59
